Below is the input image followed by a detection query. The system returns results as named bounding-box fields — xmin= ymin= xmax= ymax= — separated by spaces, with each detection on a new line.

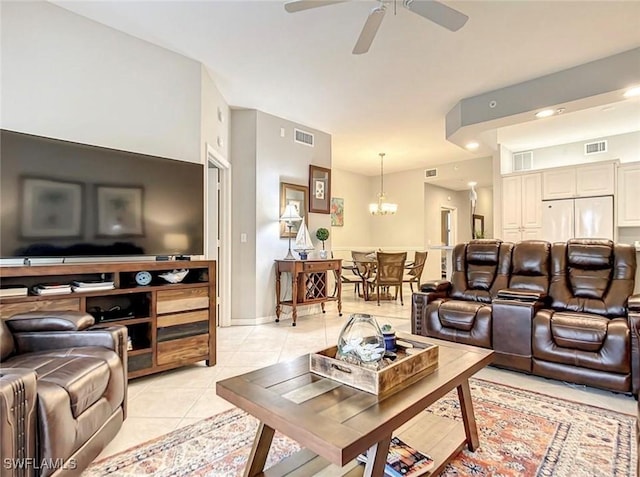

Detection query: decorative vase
xmin=383 ymin=332 xmax=397 ymax=352
xmin=298 ymin=251 xmax=308 ymax=260
xmin=319 ymin=250 xmax=328 ymax=259
xmin=337 ymin=313 xmax=385 ymax=365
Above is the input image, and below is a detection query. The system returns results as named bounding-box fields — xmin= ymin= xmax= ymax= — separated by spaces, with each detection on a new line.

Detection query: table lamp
xmin=280 ymin=204 xmax=302 ymax=260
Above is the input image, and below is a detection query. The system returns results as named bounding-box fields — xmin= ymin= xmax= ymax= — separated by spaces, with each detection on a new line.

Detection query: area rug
xmin=84 ymin=379 xmax=636 ymax=476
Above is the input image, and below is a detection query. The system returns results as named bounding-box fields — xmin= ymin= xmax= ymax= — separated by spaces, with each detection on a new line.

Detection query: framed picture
xmin=331 ymin=197 xmax=344 ymax=226
xmin=309 ymin=165 xmax=331 ymax=214
xmin=280 ymin=182 xmax=308 ymax=238
xmin=20 ymin=177 xmax=83 ymax=238
xmin=473 ymin=214 xmax=485 ymax=239
xmin=96 ymin=185 xmax=144 ymax=236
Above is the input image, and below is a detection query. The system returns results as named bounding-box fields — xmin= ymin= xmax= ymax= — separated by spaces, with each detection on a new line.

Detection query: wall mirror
xmin=473 ymin=214 xmax=485 ymax=239
xmin=280 ymin=182 xmax=308 ymax=238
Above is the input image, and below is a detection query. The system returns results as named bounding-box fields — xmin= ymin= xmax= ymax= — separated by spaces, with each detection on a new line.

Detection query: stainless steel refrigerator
xmin=542 ymin=196 xmax=614 ymax=242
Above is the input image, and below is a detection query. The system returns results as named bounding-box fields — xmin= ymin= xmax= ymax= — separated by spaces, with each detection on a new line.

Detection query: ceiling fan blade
xmin=403 ymin=0 xmax=468 ymax=32
xmin=284 ymin=1 xmax=348 ymax=13
xmin=352 ymin=6 xmax=386 ymax=55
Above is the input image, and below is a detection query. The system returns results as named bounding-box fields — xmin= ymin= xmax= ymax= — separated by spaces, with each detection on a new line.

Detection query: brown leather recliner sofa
xmin=0 ymin=311 xmax=127 ymax=477
xmin=412 ymin=238 xmax=640 ymax=397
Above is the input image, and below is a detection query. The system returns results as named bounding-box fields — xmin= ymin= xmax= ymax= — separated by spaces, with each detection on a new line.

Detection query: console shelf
xmin=0 ymin=260 xmax=216 ymax=379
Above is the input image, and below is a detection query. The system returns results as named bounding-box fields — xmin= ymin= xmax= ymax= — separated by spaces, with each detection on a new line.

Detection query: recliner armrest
xmin=12 ymin=325 xmax=127 ymax=358
xmin=495 ymin=288 xmax=547 ymax=303
xmin=6 ymin=311 xmax=94 ymax=333
xmin=0 ymin=368 xmax=37 ymax=476
xmin=629 ymin=294 xmax=640 ymax=313
xmin=420 ymin=280 xmax=451 ymax=293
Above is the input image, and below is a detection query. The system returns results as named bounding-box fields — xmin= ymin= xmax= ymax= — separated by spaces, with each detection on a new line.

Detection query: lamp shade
xmin=280 ymin=204 xmax=302 ymax=222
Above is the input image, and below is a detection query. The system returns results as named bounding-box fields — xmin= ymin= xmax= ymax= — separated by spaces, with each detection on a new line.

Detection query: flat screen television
xmin=0 ymin=129 xmax=204 ymax=259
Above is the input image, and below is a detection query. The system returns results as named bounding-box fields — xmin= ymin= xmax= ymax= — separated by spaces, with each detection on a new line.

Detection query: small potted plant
xmin=381 ymin=323 xmax=396 ymax=352
xmin=316 ymin=227 xmax=329 ymax=259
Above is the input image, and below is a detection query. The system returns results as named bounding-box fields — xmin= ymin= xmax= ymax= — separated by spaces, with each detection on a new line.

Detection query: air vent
xmin=513 ymin=151 xmax=533 ymax=171
xmin=294 ymin=128 xmax=314 ymax=147
xmin=424 ymin=168 xmax=438 ymax=179
xmin=584 ymin=140 xmax=607 ymax=155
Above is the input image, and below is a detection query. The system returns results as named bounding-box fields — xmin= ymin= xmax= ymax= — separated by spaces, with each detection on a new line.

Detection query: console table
xmin=275 ymin=259 xmax=342 ymax=326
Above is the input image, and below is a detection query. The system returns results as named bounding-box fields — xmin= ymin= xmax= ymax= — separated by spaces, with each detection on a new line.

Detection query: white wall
xmin=422 ymin=184 xmax=473 ymax=280
xmin=475 ymin=187 xmax=494 ymax=239
xmin=1 ymin=1 xmax=202 ymax=163
xmin=330 ymin=168 xmax=373 ymax=260
xmin=230 ymin=110 xmax=258 ymax=320
xmin=230 ymin=109 xmax=332 ymax=324
xmin=331 ymin=163 xmax=493 ymax=286
xmin=369 ymin=169 xmax=427 ymax=252
xmin=201 ymin=67 xmax=230 ymax=162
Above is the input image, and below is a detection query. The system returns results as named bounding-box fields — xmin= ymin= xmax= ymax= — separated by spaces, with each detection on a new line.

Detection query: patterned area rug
xmin=84 ymin=379 xmax=636 ymax=476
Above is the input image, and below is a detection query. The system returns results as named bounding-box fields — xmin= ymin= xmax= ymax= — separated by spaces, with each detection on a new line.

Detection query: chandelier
xmin=369 ymin=152 xmax=398 ymax=215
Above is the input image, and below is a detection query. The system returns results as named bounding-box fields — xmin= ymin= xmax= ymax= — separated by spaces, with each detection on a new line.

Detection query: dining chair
xmin=348 ymin=250 xmax=375 ymax=297
xmin=403 ymin=251 xmax=428 ymax=292
xmin=366 ymin=251 xmax=407 ymax=306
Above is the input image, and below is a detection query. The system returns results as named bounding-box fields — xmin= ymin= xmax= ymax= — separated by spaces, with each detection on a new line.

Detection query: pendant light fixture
xmin=369 ymin=152 xmax=397 ymax=215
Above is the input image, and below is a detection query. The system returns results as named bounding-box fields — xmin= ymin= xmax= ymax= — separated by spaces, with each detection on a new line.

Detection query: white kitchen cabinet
xmin=501 ymin=172 xmax=542 ymax=241
xmin=543 ymin=162 xmax=615 ymax=200
xmin=501 ymin=228 xmax=523 ymax=243
xmin=502 ymin=175 xmax=522 ymax=229
xmin=617 ymin=163 xmax=640 ymax=226
xmin=542 ymin=169 xmax=576 ymax=200
xmin=576 ymin=162 xmax=615 ymax=196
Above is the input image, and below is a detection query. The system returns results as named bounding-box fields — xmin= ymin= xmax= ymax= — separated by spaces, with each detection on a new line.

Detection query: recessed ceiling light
xmin=468 ymin=181 xmax=477 ymax=187
xmin=465 ymin=141 xmax=479 ymax=150
xmin=535 ymin=109 xmax=555 ymax=118
xmin=624 ymin=86 xmax=640 ymax=98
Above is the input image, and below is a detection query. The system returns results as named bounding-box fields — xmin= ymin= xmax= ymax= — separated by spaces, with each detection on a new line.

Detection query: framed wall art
xmin=21 ymin=177 xmax=83 ymax=238
xmin=280 ymin=182 xmax=308 ymax=238
xmin=309 ymin=165 xmax=331 ymax=214
xmin=96 ymin=185 xmax=144 ymax=236
xmin=330 ymin=197 xmax=344 ymax=226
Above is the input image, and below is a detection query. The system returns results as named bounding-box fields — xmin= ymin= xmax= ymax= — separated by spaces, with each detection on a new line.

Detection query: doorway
xmin=440 ymin=206 xmax=457 ymax=279
xmin=441 ymin=209 xmax=452 ymax=246
xmin=207 ymin=144 xmax=231 ymax=327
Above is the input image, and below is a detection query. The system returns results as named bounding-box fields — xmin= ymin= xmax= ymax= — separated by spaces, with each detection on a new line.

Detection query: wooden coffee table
xmin=216 ymin=333 xmax=493 ymax=477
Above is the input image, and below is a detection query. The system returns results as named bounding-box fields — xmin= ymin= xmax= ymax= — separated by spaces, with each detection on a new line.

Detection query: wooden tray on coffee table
xmin=310 ymin=339 xmax=438 ymax=395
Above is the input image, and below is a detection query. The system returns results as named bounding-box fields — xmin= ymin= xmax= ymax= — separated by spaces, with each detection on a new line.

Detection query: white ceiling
xmin=54 ymin=0 xmax=640 ymax=176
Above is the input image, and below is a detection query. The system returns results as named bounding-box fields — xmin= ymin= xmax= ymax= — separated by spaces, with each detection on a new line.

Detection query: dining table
xmin=350 ymin=253 xmax=413 ymax=301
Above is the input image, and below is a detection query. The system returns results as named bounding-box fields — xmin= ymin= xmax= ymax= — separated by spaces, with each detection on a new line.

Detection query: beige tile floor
xmin=96 ymin=288 xmax=637 ymax=461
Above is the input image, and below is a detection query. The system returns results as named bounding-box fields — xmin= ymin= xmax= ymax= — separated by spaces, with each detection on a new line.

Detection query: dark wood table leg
xmin=336 ymin=267 xmax=342 ymax=316
xmin=244 ymin=422 xmax=275 ymax=477
xmin=291 ymin=271 xmax=298 ymax=326
xmin=275 ymin=268 xmax=281 ymax=322
xmin=457 ymin=379 xmax=480 ymax=451
xmin=363 ymin=434 xmax=392 ymax=477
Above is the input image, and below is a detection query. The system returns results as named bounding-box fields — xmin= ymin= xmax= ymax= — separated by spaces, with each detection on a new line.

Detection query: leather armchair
xmin=412 ymin=240 xmax=513 ymax=348
xmin=531 ymin=240 xmax=637 ymax=395
xmin=0 ymin=311 xmax=127 ymax=477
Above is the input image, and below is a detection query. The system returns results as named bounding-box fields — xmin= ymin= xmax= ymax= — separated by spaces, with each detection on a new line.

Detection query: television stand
xmin=0 ymin=260 xmax=216 ymax=379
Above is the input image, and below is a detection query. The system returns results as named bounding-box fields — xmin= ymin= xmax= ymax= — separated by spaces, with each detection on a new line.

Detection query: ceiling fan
xmin=284 ymin=0 xmax=468 ymax=55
